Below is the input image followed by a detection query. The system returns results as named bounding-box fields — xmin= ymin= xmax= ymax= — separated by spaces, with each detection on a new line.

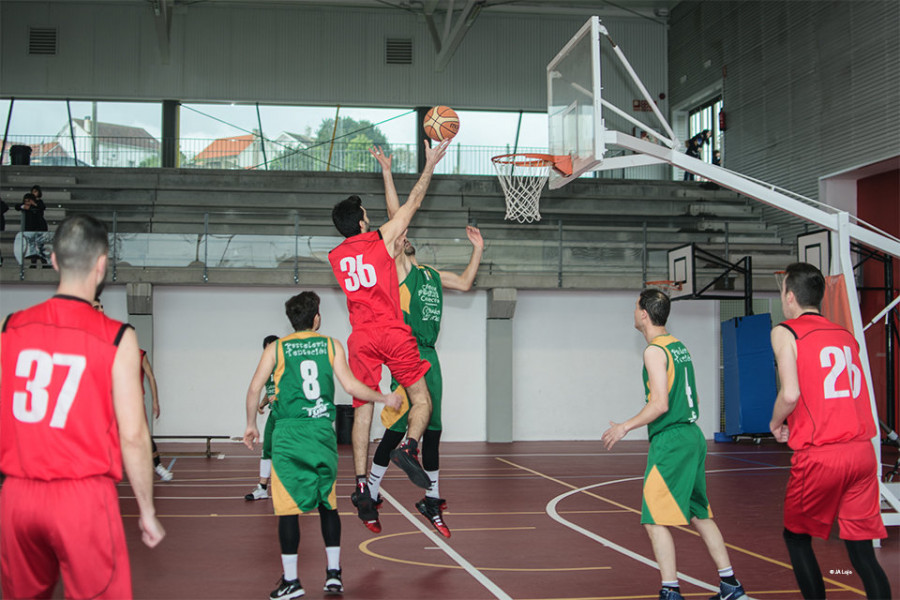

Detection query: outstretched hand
xmin=465 ymin=225 xmax=484 ymax=249
xmin=369 ymin=146 xmax=392 ymax=171
xmin=423 ymin=138 xmax=450 ymax=168
xmin=601 ymin=420 xmax=628 ymax=450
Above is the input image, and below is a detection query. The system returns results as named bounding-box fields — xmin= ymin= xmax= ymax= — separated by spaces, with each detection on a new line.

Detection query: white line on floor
xmin=380 ymin=487 xmax=513 ymax=600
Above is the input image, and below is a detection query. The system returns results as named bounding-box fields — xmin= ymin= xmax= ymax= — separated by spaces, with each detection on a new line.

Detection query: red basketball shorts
xmin=783 ymin=441 xmax=886 ymax=540
xmin=0 ymin=475 xmax=132 ymax=599
xmin=347 ymin=323 xmax=430 ymax=408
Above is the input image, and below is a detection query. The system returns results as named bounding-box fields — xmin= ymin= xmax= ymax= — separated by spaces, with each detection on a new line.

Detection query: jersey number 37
xmin=12 ymin=349 xmax=86 ymax=429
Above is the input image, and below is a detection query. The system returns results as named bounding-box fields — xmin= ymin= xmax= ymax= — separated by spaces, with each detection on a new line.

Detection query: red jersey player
xmin=770 ymin=262 xmax=891 ymax=600
xmin=329 ymin=139 xmax=448 ymax=532
xmin=0 ymin=215 xmax=165 ymax=599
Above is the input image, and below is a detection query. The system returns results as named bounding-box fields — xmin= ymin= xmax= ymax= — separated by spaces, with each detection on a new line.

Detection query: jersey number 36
xmin=340 ymin=254 xmax=377 ymax=291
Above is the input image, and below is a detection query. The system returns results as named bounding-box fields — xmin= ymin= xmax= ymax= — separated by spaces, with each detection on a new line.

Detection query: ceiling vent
xmin=29 ymin=27 xmax=58 ymax=55
xmin=385 ymin=38 xmax=413 ymax=65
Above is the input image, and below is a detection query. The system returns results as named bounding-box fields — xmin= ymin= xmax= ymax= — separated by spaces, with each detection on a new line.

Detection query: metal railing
xmin=1 ymin=135 xmax=659 ymax=179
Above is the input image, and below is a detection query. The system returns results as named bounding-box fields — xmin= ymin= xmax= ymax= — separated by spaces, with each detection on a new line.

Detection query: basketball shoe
xmin=154 ymin=463 xmax=173 ymax=481
xmin=658 ymin=588 xmax=684 ymax=600
xmin=245 ymin=484 xmax=269 ymax=500
xmin=709 ymin=581 xmax=746 ymax=600
xmin=415 ymin=496 xmax=451 ymax=538
xmin=323 ymin=569 xmax=343 ymax=595
xmin=350 ymin=481 xmax=381 ymax=533
xmin=270 ymin=576 xmax=304 ymax=599
xmin=389 ymin=440 xmax=431 ymax=488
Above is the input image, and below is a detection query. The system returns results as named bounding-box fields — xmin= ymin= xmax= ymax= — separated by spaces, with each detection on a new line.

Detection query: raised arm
xmin=141 ymin=354 xmax=160 ymax=419
xmin=379 ymin=139 xmax=449 ymax=256
xmin=331 ymin=339 xmax=402 ymax=409
xmin=370 ymin=146 xmax=401 ymax=219
xmin=243 ymin=342 xmax=277 ymax=449
xmin=438 ymin=226 xmax=485 ymax=292
xmin=113 ymin=327 xmax=165 ymax=548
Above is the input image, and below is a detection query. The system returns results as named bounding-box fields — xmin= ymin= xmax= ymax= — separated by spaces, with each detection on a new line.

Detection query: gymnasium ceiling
xmin=87 ymin=0 xmax=683 ymax=22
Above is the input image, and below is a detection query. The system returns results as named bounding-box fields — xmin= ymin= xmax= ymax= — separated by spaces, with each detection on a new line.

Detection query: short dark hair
xmin=263 ymin=334 xmax=279 ymax=348
xmin=784 ymin=262 xmax=825 ymax=309
xmin=23 ymin=192 xmax=36 ymax=202
xmin=285 ymin=291 xmax=320 ymax=331
xmin=53 ymin=215 xmax=109 ymax=275
xmin=332 ymin=195 xmax=365 ymax=238
xmin=639 ymin=288 xmax=670 ymax=326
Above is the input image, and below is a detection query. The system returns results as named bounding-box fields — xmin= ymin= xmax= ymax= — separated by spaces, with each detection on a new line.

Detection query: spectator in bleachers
xmin=15 ymin=191 xmax=49 ymax=267
xmin=683 ymin=129 xmax=711 ymax=181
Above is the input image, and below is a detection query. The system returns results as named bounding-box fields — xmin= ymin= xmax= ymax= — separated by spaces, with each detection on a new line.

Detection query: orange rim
xmin=491 ymin=153 xmax=573 ymax=176
xmin=645 ymin=280 xmax=684 ymax=291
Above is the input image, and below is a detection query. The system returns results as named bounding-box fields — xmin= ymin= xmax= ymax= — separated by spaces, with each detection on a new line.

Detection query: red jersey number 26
xmin=820 ymin=345 xmax=862 ymax=400
xmin=13 ymin=349 xmax=86 ymax=429
xmin=340 ymin=254 xmax=377 ymax=291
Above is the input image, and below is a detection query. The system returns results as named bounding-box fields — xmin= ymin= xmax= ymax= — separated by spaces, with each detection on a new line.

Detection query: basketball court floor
xmin=105 ymin=439 xmax=900 ymax=600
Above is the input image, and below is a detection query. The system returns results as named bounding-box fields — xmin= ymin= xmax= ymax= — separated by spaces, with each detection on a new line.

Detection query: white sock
xmin=425 ymin=470 xmax=439 ymax=498
xmin=718 ymin=566 xmax=734 ymax=578
xmin=662 ymin=580 xmax=679 ymax=589
xmin=260 ymin=458 xmax=272 ymax=479
xmin=281 ymin=554 xmax=298 ymax=581
xmin=325 ymin=546 xmax=341 ymax=570
xmin=368 ymin=463 xmax=388 ymax=499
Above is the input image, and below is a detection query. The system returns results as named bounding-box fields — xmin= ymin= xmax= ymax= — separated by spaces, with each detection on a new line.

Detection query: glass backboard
xmin=547 ymin=16 xmax=605 ymax=189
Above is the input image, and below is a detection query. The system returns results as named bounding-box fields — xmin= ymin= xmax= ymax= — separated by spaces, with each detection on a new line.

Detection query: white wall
xmin=512 ymin=290 xmax=721 ymax=440
xmin=1 ymin=283 xmax=722 ymax=441
xmin=151 ymin=285 xmax=486 ymax=442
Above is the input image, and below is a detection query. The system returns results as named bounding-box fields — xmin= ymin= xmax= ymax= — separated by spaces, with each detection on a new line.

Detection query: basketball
xmin=423 ymin=106 xmax=459 ymax=141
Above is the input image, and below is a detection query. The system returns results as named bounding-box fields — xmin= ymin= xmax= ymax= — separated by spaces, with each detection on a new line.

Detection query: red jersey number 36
xmin=13 ymin=349 xmax=86 ymax=428
xmin=340 ymin=254 xmax=377 ymax=291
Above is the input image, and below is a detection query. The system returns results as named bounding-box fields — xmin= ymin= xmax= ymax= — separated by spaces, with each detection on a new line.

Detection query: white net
xmin=492 ymin=154 xmax=552 ymax=223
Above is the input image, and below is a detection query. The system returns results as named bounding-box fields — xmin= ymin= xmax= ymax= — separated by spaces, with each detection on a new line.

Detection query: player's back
xmin=781 ymin=313 xmax=876 ymax=449
xmin=271 ymin=332 xmax=337 ymax=422
xmin=644 ymin=334 xmax=699 ymax=439
xmin=1 ymin=295 xmax=129 ymax=481
xmin=328 ymin=231 xmax=403 ymax=329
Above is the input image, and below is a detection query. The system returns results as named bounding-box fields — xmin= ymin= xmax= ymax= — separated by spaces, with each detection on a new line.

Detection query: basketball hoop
xmin=774 ymin=270 xmax=786 ymax=292
xmin=492 ymin=153 xmax=573 ymax=223
xmin=645 ymin=280 xmax=684 ymax=295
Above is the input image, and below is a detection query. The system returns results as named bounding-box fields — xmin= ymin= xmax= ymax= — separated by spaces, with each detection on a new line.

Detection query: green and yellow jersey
xmin=399 ymin=264 xmax=443 ymax=348
xmin=642 ymin=334 xmax=699 ymax=439
xmin=270 ymin=331 xmax=336 ymax=423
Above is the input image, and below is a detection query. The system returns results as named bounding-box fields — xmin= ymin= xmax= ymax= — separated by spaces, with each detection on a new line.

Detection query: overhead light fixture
xmin=654 ymin=7 xmax=670 ymax=17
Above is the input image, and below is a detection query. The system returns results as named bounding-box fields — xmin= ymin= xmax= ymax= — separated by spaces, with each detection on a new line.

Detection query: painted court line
xmin=379 ymin=487 xmax=514 ymax=600
xmin=545 ymin=479 xmax=721 ymax=595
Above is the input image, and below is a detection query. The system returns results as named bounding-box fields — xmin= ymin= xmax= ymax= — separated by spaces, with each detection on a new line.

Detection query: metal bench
xmin=153 ymin=435 xmax=232 ymax=458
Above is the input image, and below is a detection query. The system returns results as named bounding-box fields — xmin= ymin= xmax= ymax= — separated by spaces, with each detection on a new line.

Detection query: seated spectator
xmin=15 ymin=191 xmax=49 ymax=267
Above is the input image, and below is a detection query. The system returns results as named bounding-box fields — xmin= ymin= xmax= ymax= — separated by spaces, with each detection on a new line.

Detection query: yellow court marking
xmin=517 ymin=588 xmax=851 ymax=600
xmin=359 ymin=527 xmax=610 ymax=571
xmin=498 ymin=457 xmax=867 ymax=598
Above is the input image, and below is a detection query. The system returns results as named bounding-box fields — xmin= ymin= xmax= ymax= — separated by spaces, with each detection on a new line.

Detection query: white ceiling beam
xmin=434 ymin=0 xmax=483 ymax=72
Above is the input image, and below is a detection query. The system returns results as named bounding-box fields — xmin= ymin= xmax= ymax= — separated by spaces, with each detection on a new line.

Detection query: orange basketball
xmin=423 ymin=106 xmax=459 ymax=141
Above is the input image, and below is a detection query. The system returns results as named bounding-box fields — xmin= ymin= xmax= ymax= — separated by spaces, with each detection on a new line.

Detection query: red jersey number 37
xmin=340 ymin=254 xmax=377 ymax=291
xmin=13 ymin=349 xmax=86 ymax=429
